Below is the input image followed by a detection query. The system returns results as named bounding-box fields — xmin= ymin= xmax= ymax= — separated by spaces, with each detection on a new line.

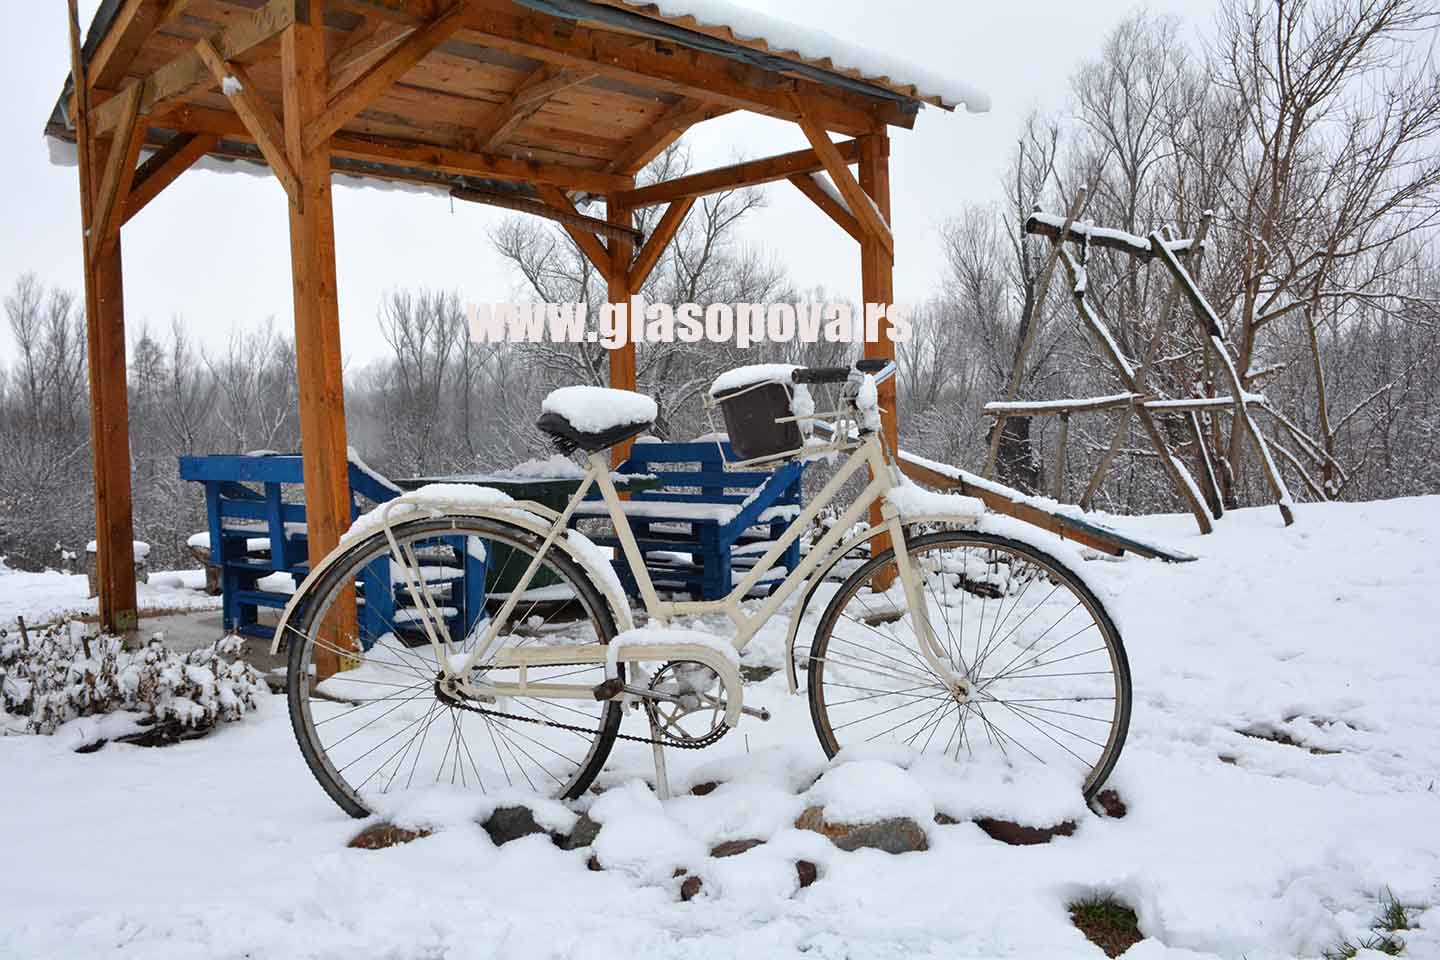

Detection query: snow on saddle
xmin=537 ymin=385 xmax=658 ymax=454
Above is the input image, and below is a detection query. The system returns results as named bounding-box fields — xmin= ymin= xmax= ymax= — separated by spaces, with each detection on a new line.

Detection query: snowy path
xmin=3 ymin=498 xmax=1439 ymax=959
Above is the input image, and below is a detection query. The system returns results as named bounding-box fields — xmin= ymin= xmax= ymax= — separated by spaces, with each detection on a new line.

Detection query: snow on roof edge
xmin=607 ymin=0 xmax=991 ymax=114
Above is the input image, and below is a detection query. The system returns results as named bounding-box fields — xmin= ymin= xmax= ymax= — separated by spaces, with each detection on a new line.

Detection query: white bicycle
xmin=276 ymin=360 xmax=1130 ymax=817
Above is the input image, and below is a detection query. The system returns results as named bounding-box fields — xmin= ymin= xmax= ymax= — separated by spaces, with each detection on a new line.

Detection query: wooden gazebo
xmin=49 ymin=0 xmax=986 ymax=633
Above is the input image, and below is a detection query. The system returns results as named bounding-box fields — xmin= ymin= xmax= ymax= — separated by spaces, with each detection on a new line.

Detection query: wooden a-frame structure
xmin=49 ymin=0 xmax=984 ymax=633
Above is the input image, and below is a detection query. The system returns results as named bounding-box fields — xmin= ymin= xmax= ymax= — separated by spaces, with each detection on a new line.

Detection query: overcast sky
xmin=1 ymin=0 xmax=1197 ymax=367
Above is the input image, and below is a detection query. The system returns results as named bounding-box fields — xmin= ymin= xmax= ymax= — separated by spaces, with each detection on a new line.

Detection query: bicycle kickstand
xmin=646 ymin=711 xmax=672 ymax=801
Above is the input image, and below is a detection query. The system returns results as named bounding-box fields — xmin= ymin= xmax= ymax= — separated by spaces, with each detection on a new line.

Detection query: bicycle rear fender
xmin=270 ymin=499 xmax=636 ymax=656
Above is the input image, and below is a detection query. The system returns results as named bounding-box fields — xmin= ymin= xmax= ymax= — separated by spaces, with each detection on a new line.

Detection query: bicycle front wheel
xmin=807 ymin=530 xmax=1130 ymax=800
xmin=285 ymin=516 xmax=622 ymax=818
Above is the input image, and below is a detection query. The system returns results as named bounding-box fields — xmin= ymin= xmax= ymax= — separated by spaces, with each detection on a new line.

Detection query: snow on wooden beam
xmin=451 ymin=185 xmax=642 ymax=246
xmin=1024 ymin=210 xmax=1198 ymax=262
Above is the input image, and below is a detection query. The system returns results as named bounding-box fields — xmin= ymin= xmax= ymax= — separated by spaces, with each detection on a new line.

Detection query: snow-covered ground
xmin=0 ymin=566 xmax=217 ymax=630
xmin=3 ymin=498 xmax=1439 ymax=959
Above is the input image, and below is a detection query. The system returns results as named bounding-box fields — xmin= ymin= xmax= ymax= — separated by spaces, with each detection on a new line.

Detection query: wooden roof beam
xmin=305 ymin=4 xmax=469 ymax=151
xmin=451 ymin=185 xmax=641 ymax=245
xmin=466 ymin=65 xmax=596 ymax=154
xmin=337 ymin=0 xmax=910 ymax=134
xmin=606 ymin=98 xmax=725 ymax=175
xmin=617 ymin=137 xmax=863 ymax=208
xmin=147 ymin=103 xmax=637 ymax=194
xmin=89 ymin=84 xmax=147 ymax=258
xmin=87 ymin=0 xmax=195 ymax=93
xmin=91 ymin=0 xmax=295 ymax=138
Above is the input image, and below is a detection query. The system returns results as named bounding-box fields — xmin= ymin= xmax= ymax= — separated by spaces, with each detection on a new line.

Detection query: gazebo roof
xmin=47 ymin=0 xmax=988 ymax=204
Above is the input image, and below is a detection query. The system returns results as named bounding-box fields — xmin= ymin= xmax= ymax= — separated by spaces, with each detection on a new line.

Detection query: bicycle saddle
xmin=537 ymin=385 xmax=657 ymax=454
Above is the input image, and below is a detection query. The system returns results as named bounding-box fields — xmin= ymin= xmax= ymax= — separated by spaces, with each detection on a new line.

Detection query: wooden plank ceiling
xmin=53 ymin=0 xmax=935 ymax=200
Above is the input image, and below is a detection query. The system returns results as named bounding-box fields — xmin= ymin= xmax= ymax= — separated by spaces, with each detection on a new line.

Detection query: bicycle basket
xmin=713 ymin=379 xmax=804 ymax=462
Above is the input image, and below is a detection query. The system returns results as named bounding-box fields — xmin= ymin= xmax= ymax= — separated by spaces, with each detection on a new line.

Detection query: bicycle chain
xmin=442 ymin=665 xmax=731 ymax=751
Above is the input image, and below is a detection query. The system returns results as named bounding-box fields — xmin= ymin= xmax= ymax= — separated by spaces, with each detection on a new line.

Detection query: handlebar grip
xmin=792 ymin=366 xmax=852 ymax=385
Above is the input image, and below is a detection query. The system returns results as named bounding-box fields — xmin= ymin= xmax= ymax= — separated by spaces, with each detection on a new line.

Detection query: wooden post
xmin=607 ymin=195 xmax=637 ymax=466
xmin=283 ymin=11 xmax=355 ymax=676
xmin=1054 ymin=413 xmax=1069 ymax=501
xmin=70 ymin=0 xmax=138 ymax=636
xmin=858 ymin=132 xmax=897 ymax=584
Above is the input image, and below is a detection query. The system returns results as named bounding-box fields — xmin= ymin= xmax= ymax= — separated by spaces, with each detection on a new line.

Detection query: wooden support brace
xmin=305 ymin=4 xmax=467 ymax=151
xmin=789 ymin=173 xmax=863 ymax=242
xmin=629 ymin=197 xmax=695 ymax=289
xmin=534 ymin=184 xmax=612 ymax=274
xmin=123 ymin=132 xmax=220 ymax=224
xmin=195 ymin=40 xmax=300 ymax=202
xmin=89 ymin=84 xmax=146 ymax=259
xmin=792 ymin=100 xmax=893 ymax=257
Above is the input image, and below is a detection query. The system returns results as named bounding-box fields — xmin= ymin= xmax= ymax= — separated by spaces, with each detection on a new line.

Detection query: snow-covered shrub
xmin=0 ymin=622 xmax=262 ymax=738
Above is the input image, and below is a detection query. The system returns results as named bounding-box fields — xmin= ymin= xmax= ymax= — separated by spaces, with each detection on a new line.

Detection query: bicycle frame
xmin=441 ymin=430 xmax=973 ymax=714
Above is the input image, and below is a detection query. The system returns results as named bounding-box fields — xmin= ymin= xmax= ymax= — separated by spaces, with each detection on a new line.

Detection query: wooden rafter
xmin=629 ymin=197 xmax=694 ymax=289
xmin=126 ymin=102 xmax=638 ymax=195
xmin=605 ymin=99 xmax=722 ymax=175
xmin=195 ymin=40 xmax=299 ymax=202
xmin=466 ymin=65 xmax=595 ymax=154
xmin=336 ymin=0 xmax=910 ymax=135
xmin=327 ymin=18 xmax=414 ymax=96
xmin=87 ymin=0 xmax=194 ymax=93
xmin=91 ymin=0 xmax=296 ymax=137
xmin=618 ymin=139 xmax=863 ymax=208
xmin=89 ymin=84 xmax=146 ymax=258
xmin=451 ymin=186 xmax=642 ymax=245
xmin=305 ymin=4 xmax=468 ymax=151
xmin=789 ymin=173 xmax=862 ymax=242
xmin=123 ymin=132 xmax=219 ymax=224
xmin=793 ymin=100 xmax=893 ymax=257
xmin=533 ymin=184 xmax=611 ymax=273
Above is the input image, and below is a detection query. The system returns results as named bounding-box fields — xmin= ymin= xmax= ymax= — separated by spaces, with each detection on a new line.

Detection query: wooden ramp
xmin=897 ymin=451 xmax=1197 ymax=564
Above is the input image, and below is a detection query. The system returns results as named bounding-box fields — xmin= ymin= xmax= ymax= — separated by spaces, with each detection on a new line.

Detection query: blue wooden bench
xmin=576 ymin=441 xmax=806 ymax=600
xmin=178 ymin=454 xmax=487 ymax=648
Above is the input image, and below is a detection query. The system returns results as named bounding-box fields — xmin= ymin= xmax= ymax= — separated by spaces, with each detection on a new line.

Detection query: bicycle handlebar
xmin=793 ymin=358 xmax=894 ymax=385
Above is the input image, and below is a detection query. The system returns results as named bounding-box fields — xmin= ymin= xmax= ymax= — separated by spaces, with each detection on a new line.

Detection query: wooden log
xmin=88 ymin=83 xmax=146 ymax=259
xmin=1082 ymin=213 xmax=1212 ymax=509
xmin=451 ymin=186 xmax=642 ymax=245
xmin=618 ymin=139 xmax=863 ymax=209
xmin=894 ymin=455 xmax=1195 ymax=564
xmin=857 ymin=133 xmax=896 ymax=579
xmin=1185 ymin=410 xmax=1224 ymax=519
xmin=1150 ymin=235 xmax=1295 ymax=525
xmin=1054 ymin=413 xmax=1069 ymax=501
xmin=465 ymin=65 xmax=595 ymax=153
xmin=283 ymin=11 xmax=356 ymax=677
xmin=985 ymin=190 xmax=1088 ymax=478
xmin=1057 ymin=248 xmax=1214 ymax=534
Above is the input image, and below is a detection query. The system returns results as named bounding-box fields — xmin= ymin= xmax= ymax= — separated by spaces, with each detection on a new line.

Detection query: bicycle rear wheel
xmin=806 ymin=530 xmax=1130 ymax=800
xmin=285 ymin=517 xmax=621 ymax=818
